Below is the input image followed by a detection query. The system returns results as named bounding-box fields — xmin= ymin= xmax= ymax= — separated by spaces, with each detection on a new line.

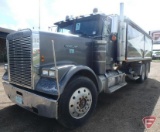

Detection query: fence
xmin=0 ymin=38 xmax=7 ymax=62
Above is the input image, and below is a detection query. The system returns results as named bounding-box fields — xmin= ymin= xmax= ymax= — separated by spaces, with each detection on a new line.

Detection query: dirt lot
xmin=0 ymin=62 xmax=160 ymax=132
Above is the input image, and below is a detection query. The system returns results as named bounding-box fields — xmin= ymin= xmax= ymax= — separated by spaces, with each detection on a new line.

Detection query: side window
xmin=74 ymin=20 xmax=98 ymax=36
xmin=103 ymin=17 xmax=112 ymax=36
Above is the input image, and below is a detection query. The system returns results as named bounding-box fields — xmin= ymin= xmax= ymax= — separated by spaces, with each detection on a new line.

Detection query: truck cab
xmin=55 ymin=14 xmax=118 ymax=69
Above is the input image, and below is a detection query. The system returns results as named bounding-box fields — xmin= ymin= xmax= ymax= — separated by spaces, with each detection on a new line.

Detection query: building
xmin=0 ymin=27 xmax=14 ymax=62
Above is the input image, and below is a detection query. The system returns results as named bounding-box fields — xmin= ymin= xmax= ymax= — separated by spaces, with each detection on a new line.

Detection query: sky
xmin=1 ymin=0 xmax=160 ymax=32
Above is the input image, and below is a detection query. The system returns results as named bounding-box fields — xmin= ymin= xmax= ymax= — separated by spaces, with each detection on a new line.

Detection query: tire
xmin=137 ymin=64 xmax=145 ymax=83
xmin=58 ymin=76 xmax=98 ymax=129
xmin=145 ymin=63 xmax=149 ymax=79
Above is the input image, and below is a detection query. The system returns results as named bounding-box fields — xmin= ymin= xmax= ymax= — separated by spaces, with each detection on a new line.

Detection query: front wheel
xmin=58 ymin=76 xmax=98 ymax=129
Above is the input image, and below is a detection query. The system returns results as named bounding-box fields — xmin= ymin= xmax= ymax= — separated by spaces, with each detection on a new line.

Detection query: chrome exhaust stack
xmin=117 ymin=2 xmax=126 ymax=62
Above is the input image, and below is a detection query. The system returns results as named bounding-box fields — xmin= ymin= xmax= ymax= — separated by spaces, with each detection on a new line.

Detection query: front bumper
xmin=3 ymin=82 xmax=58 ymax=119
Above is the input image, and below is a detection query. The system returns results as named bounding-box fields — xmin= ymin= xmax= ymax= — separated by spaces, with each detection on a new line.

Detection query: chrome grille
xmin=8 ymin=36 xmax=32 ymax=88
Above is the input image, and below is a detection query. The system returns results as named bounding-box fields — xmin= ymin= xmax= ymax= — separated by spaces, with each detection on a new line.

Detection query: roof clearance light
xmin=93 ymin=8 xmax=98 ymax=14
xmin=66 ymin=15 xmax=70 ymax=21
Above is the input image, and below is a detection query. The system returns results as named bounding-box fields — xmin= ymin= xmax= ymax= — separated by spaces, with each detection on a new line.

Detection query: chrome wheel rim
xmin=69 ymin=87 xmax=92 ymax=119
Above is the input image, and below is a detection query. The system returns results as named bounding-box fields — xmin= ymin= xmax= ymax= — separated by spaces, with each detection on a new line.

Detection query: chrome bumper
xmin=3 ymin=82 xmax=58 ymax=119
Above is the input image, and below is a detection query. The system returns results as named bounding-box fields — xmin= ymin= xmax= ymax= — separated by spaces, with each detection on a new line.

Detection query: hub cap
xmin=69 ymin=87 xmax=92 ymax=119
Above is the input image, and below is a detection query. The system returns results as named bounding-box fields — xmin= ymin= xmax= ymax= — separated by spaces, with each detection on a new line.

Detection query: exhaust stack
xmin=117 ymin=2 xmax=126 ymax=62
xmin=120 ymin=3 xmax=124 ymax=22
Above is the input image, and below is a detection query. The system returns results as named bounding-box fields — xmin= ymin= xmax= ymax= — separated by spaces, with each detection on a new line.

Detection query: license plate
xmin=15 ymin=96 xmax=23 ymax=105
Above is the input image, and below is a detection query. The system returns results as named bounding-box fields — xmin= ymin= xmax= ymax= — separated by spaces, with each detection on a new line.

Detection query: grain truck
xmin=2 ymin=3 xmax=152 ymax=128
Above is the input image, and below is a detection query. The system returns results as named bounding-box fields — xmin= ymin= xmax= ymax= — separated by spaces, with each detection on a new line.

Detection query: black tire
xmin=58 ymin=76 xmax=98 ymax=129
xmin=145 ymin=63 xmax=149 ymax=79
xmin=137 ymin=64 xmax=145 ymax=83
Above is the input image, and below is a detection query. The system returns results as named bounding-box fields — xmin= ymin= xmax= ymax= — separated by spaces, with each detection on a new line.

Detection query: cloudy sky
xmin=0 ymin=0 xmax=160 ymax=32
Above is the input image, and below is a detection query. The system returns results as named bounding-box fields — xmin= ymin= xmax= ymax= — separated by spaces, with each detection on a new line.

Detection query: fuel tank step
xmin=107 ymin=82 xmax=127 ymax=93
xmin=104 ymin=70 xmax=127 ymax=93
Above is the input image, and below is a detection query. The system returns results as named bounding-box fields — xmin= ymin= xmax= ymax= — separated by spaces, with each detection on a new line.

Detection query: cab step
xmin=127 ymin=75 xmax=140 ymax=80
xmin=108 ymin=82 xmax=127 ymax=93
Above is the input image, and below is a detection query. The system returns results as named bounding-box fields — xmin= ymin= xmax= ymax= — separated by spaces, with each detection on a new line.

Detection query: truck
xmin=149 ymin=30 xmax=160 ymax=59
xmin=2 ymin=3 xmax=152 ymax=129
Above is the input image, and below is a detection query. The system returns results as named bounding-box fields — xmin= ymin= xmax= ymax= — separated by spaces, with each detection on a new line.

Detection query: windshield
xmin=56 ymin=16 xmax=100 ymax=37
xmin=74 ymin=19 xmax=98 ymax=36
xmin=58 ymin=21 xmax=73 ymax=34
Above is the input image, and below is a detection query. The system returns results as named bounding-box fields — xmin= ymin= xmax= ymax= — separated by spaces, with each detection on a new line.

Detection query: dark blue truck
xmin=2 ymin=4 xmax=152 ymax=128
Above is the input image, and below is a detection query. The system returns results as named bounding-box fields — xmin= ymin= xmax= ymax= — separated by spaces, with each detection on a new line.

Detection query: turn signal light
xmin=41 ymin=56 xmax=45 ymax=62
xmin=111 ymin=35 xmax=117 ymax=41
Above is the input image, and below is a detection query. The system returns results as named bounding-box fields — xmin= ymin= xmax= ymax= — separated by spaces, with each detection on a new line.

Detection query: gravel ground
xmin=0 ymin=62 xmax=160 ymax=132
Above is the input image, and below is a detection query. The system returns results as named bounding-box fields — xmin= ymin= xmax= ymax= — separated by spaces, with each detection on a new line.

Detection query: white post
xmin=51 ymin=40 xmax=60 ymax=99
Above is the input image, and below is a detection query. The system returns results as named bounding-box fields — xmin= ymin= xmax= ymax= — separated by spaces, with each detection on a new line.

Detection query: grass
xmin=152 ymin=59 xmax=160 ymax=62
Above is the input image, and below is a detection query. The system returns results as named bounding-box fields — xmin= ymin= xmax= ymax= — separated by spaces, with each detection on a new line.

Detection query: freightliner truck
xmin=2 ymin=3 xmax=152 ymax=128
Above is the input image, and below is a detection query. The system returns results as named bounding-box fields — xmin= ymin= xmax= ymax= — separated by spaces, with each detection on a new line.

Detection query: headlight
xmin=42 ymin=69 xmax=56 ymax=78
xmin=4 ymin=64 xmax=8 ymax=70
xmin=49 ymin=70 xmax=56 ymax=77
xmin=42 ymin=69 xmax=48 ymax=76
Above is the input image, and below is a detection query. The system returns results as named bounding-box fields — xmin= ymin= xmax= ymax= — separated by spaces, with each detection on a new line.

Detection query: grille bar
xmin=8 ymin=36 xmax=32 ymax=88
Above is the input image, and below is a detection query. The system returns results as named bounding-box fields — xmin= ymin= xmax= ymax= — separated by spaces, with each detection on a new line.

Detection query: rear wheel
xmin=137 ymin=64 xmax=145 ymax=83
xmin=58 ymin=76 xmax=97 ymax=129
xmin=145 ymin=63 xmax=149 ymax=79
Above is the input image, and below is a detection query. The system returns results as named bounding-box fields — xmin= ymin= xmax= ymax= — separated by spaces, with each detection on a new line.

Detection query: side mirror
xmin=111 ymin=16 xmax=118 ymax=34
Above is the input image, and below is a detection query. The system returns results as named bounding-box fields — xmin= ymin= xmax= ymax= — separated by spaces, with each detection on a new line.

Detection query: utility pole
xmin=39 ymin=0 xmax=41 ymax=30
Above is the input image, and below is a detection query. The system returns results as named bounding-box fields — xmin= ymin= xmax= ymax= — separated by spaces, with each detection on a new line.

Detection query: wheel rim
xmin=69 ymin=87 xmax=92 ymax=119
